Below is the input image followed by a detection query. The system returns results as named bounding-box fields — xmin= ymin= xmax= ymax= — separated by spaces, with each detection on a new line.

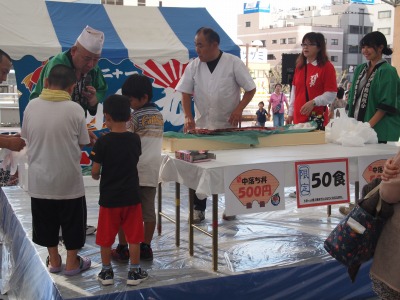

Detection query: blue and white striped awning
xmin=0 ymin=0 xmax=240 ymax=131
xmin=0 ymin=0 xmax=239 ymax=64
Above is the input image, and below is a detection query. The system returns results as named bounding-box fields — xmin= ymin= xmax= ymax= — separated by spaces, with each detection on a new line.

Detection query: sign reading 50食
xmin=295 ymin=158 xmax=350 ymax=208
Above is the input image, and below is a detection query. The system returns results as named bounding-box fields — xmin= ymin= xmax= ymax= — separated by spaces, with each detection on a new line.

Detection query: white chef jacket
xmin=176 ymin=52 xmax=256 ymax=130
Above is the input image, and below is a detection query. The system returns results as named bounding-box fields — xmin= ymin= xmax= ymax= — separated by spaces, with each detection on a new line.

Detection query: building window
xmin=261 ymin=40 xmax=266 ymax=47
xmin=267 ymin=54 xmax=276 ymax=60
xmin=246 ymin=21 xmax=251 ymax=28
xmin=378 ymin=28 xmax=391 ymax=36
xmin=349 ymin=25 xmax=372 ymax=34
xmin=102 ymin=0 xmax=124 ymax=4
xmin=288 ymin=38 xmax=296 ymax=44
xmin=331 ymin=39 xmax=338 ymax=45
xmin=280 ymin=38 xmax=287 ymax=44
xmin=331 ymin=56 xmax=338 ymax=62
xmin=272 ymin=40 xmax=277 ymax=44
xmin=349 ymin=45 xmax=359 ymax=54
xmin=378 ymin=11 xmax=391 ymax=19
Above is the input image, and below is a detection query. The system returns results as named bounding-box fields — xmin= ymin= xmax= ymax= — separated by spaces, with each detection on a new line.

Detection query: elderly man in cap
xmin=29 ymin=26 xmax=107 ymax=236
xmin=30 ymin=25 xmax=107 ymax=119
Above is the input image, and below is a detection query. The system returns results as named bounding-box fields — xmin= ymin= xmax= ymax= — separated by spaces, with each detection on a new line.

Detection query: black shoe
xmin=111 ymin=244 xmax=129 ymax=262
xmin=98 ymin=268 xmax=114 ymax=286
xmin=140 ymin=243 xmax=153 ymax=261
xmin=127 ymin=268 xmax=148 ymax=286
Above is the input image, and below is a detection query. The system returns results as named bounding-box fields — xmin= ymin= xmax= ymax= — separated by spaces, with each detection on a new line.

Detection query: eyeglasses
xmin=301 ymin=43 xmax=317 ymax=47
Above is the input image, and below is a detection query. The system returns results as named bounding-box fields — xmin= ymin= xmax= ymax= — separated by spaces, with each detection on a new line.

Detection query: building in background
xmin=237 ymin=0 xmax=395 ymax=84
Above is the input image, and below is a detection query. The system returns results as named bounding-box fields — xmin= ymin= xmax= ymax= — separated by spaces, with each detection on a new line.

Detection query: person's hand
xmin=229 ymin=108 xmax=243 ymax=127
xmin=300 ymin=100 xmax=315 ymax=116
xmin=184 ymin=116 xmax=196 ymax=133
xmin=381 ymin=158 xmax=400 ymax=181
xmin=82 ymin=86 xmax=98 ymax=107
xmin=285 ymin=115 xmax=293 ymax=125
xmin=6 ymin=137 xmax=26 ymax=152
xmin=88 ymin=130 xmax=97 ymax=147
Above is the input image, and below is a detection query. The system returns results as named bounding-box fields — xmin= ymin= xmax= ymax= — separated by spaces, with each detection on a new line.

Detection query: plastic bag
xmin=325 ymin=108 xmax=378 ymax=146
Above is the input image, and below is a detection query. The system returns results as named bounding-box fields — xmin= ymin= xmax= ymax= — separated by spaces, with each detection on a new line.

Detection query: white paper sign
xmin=295 ymin=158 xmax=350 ymax=208
xmin=224 ymin=162 xmax=285 ymax=216
xmin=357 ymin=154 xmax=392 ymax=188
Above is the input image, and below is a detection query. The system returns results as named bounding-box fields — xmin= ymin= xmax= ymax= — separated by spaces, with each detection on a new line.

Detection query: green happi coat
xmin=30 ymin=50 xmax=107 ymax=116
xmin=347 ymin=61 xmax=400 ymax=142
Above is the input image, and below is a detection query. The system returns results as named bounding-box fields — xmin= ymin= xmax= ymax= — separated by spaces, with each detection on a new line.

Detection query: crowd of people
xmin=1 ymin=24 xmax=400 ymax=297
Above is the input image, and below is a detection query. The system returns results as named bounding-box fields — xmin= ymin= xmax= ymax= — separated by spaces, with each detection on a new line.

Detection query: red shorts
xmin=96 ymin=204 xmax=144 ymax=247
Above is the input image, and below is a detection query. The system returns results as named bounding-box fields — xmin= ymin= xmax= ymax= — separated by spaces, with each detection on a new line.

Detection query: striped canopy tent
xmin=0 ymin=0 xmax=240 ymax=132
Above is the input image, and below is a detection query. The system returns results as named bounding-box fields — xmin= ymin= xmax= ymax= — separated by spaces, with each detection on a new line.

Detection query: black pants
xmin=194 ymin=193 xmax=207 ymax=211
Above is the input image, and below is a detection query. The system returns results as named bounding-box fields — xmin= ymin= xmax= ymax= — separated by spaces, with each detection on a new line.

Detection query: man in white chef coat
xmin=176 ymin=27 xmax=256 ymax=223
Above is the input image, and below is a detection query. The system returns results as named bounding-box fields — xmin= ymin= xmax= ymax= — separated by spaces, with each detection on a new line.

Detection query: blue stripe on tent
xmin=159 ymin=7 xmax=240 ymax=59
xmin=46 ymin=2 xmax=128 ymax=64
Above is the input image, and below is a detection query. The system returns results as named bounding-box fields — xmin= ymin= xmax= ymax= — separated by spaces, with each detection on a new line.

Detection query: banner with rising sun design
xmin=2 ymin=0 xmax=240 ymax=133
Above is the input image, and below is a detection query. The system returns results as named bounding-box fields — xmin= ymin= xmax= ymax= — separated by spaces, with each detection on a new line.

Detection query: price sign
xmin=358 ymin=155 xmax=392 ymax=188
xmin=295 ymin=158 xmax=350 ymax=208
xmin=224 ymin=163 xmax=285 ymax=215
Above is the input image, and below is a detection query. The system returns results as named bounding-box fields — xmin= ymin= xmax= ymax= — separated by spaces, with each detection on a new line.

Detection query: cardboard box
xmin=175 ymin=150 xmax=216 ymax=163
xmin=257 ymin=131 xmax=325 ymax=147
xmin=163 ymin=131 xmax=325 ymax=152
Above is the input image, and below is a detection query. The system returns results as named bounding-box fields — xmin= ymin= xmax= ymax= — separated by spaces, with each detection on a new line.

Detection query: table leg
xmin=157 ymin=182 xmax=162 ymax=235
xmin=189 ymin=188 xmax=194 ymax=256
xmin=175 ymin=182 xmax=180 ymax=247
xmin=212 ymin=194 xmax=218 ymax=271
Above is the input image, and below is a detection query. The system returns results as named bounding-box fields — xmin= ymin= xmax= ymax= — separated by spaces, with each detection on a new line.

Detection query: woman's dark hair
xmin=360 ymin=31 xmax=393 ymax=56
xmin=258 ymin=101 xmax=264 ymax=106
xmin=296 ymin=32 xmax=329 ymax=69
xmin=274 ymin=83 xmax=282 ymax=88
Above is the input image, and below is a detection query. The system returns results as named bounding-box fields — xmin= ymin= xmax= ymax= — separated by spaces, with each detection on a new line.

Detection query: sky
xmin=124 ymin=0 xmax=333 ymax=40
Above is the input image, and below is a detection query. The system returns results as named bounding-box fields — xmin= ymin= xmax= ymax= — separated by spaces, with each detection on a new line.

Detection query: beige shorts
xmin=140 ymin=186 xmax=157 ymax=222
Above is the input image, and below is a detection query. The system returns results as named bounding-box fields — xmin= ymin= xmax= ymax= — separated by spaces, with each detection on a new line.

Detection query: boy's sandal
xmin=46 ymin=254 xmax=62 ymax=273
xmin=64 ymin=255 xmax=91 ymax=276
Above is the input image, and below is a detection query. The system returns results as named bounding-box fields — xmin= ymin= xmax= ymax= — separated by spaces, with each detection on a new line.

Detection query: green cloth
xmin=347 ymin=62 xmax=400 ymax=142
xmin=29 ymin=50 xmax=107 ymax=103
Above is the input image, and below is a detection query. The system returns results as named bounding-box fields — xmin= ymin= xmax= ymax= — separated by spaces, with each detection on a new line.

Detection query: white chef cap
xmin=76 ymin=25 xmax=104 ymax=54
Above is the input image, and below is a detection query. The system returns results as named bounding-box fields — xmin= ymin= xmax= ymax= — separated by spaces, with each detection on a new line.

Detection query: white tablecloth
xmin=159 ymin=143 xmax=399 ymax=197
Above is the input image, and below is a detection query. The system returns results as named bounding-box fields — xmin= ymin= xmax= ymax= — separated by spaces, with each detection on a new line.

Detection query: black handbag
xmin=324 ymin=179 xmax=393 ymax=282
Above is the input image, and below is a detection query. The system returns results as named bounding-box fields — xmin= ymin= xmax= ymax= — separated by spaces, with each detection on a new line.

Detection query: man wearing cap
xmin=30 ymin=25 xmax=107 ymax=118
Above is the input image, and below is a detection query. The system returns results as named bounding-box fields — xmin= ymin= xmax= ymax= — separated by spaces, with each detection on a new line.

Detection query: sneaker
xmin=192 ymin=210 xmax=205 ymax=224
xmin=127 ymin=268 xmax=148 ymax=286
xmin=289 ymin=191 xmax=296 ymax=198
xmin=339 ymin=203 xmax=355 ymax=216
xmin=86 ymin=225 xmax=97 ymax=235
xmin=111 ymin=244 xmax=129 ymax=263
xmin=98 ymin=268 xmax=114 ymax=286
xmin=140 ymin=243 xmax=153 ymax=261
